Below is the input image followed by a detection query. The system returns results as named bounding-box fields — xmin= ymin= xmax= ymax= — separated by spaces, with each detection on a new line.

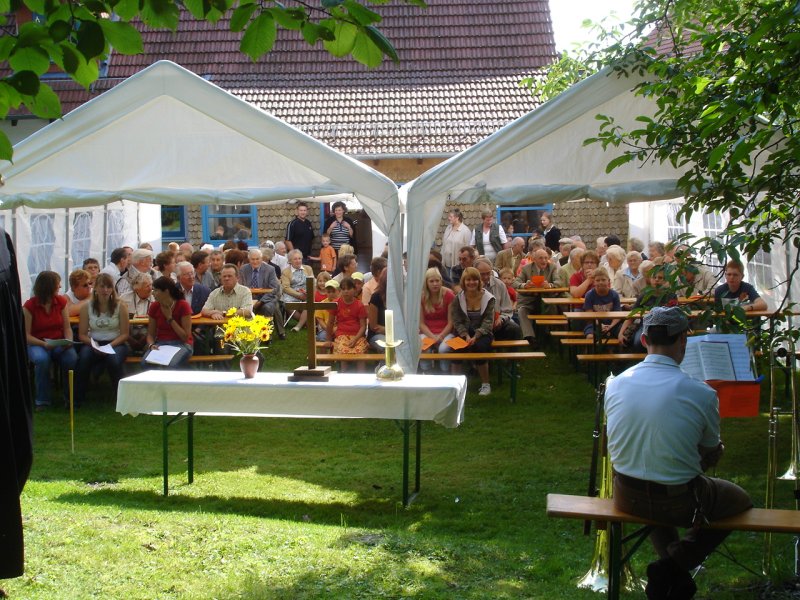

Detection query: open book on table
xmin=680 ymin=334 xmax=756 ymax=382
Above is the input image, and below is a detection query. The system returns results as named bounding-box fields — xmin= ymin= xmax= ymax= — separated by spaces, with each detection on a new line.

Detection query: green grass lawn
xmin=4 ymin=330 xmax=798 ymax=599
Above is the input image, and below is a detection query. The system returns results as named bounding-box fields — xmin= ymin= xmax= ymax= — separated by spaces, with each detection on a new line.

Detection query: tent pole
xmin=64 ymin=209 xmax=71 ymax=289
xmin=102 ymin=205 xmax=108 ymax=266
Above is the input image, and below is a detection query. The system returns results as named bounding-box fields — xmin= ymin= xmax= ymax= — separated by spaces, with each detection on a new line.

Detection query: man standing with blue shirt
xmin=605 ymin=307 xmax=752 ymax=600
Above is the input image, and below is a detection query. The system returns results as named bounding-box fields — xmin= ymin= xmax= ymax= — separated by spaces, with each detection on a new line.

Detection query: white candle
xmin=385 ymin=309 xmax=394 ymax=344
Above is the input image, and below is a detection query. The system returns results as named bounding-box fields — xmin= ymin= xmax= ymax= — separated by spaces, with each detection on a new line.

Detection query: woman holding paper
xmin=450 ymin=267 xmax=495 ymax=396
xmin=23 ymin=270 xmax=78 ymax=410
xmin=75 ymin=273 xmax=130 ymax=406
xmin=419 ymin=268 xmax=456 ymax=373
xmin=143 ymin=277 xmax=193 ymax=368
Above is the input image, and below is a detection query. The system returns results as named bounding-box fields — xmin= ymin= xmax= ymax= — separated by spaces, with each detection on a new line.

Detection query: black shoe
xmin=646 ymin=557 xmax=697 ymax=600
xmin=278 ymin=332 xmax=286 ymax=340
xmin=525 ymin=336 xmax=538 ymax=349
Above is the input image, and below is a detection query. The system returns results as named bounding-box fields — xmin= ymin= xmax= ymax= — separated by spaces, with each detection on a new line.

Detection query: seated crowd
xmin=23 ymin=210 xmax=767 ymax=407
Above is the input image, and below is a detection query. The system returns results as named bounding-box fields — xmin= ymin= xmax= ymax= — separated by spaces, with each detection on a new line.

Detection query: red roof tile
xmin=9 ymin=0 xmax=557 ymax=156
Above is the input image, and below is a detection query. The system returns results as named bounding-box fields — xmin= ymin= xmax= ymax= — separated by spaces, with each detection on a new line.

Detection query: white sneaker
xmin=478 ymin=383 xmax=491 ymax=396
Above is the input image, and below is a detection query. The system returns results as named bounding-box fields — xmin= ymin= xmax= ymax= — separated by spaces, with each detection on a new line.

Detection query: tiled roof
xmin=13 ymin=1 xmax=557 ymax=156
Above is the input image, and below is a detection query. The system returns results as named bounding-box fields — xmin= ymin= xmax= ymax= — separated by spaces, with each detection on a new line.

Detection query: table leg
xmin=162 ymin=412 xmax=169 ymax=497
xmin=187 ymin=413 xmax=194 ymax=484
xmin=509 ymin=360 xmax=518 ymax=403
xmin=402 ymin=420 xmax=422 ymax=506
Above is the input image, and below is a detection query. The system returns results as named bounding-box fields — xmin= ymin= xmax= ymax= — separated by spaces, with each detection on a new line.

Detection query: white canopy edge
xmin=0 ymin=61 xmax=410 ymax=356
xmin=402 ymin=66 xmax=689 ymax=368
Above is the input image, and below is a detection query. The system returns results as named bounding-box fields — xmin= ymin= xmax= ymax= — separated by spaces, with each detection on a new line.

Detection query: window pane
xmin=107 ymin=209 xmax=125 ymax=250
xmin=72 ymin=211 xmax=92 ymax=268
xmin=29 ymin=214 xmax=55 ymax=284
xmin=498 ymin=205 xmax=552 ymax=237
xmin=209 ymin=217 xmax=253 ymax=241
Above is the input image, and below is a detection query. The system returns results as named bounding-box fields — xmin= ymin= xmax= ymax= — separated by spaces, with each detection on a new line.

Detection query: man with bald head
xmin=239 ymin=247 xmax=284 ymax=338
xmin=494 ymin=236 xmax=526 ymax=275
xmin=512 ymin=248 xmax=560 ymax=345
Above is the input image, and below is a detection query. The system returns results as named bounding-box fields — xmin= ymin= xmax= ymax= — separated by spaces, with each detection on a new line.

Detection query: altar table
xmin=117 ymin=371 xmax=467 ymax=505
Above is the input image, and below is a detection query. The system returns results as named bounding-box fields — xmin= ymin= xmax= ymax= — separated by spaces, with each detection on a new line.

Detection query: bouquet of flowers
xmin=218 ymin=309 xmax=274 ymax=356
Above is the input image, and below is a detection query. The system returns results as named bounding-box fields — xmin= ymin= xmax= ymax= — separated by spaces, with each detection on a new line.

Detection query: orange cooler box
xmin=706 ymin=380 xmax=761 ymax=418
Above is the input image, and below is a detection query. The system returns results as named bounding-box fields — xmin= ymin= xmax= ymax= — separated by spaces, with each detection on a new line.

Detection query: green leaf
xmin=363 ymin=25 xmax=397 ymax=62
xmin=141 ymin=0 xmax=180 ymax=30
xmin=323 ymin=21 xmax=357 ymax=57
xmin=605 ymin=153 xmax=634 ymax=173
xmin=707 ymin=142 xmax=728 ymax=170
xmin=0 ymin=131 xmax=12 ymax=162
xmin=694 ymin=76 xmax=711 ymax=94
xmin=230 ymin=3 xmax=257 ymax=32
xmin=16 ymin=22 xmax=51 ymax=48
xmin=351 ymin=28 xmax=383 ymax=67
xmin=49 ymin=19 xmax=72 ymax=43
xmin=6 ymin=70 xmax=39 ymax=96
xmin=23 ymin=82 xmax=61 ymax=119
xmin=76 ymin=19 xmax=106 ymax=60
xmin=9 ymin=45 xmax=50 ymax=75
xmin=98 ymin=20 xmax=143 ymax=55
xmin=240 ymin=12 xmax=277 ymax=62
xmin=114 ymin=0 xmax=140 ymax=21
xmin=55 ymin=42 xmax=82 ymax=74
xmin=0 ymin=36 xmax=13 ymax=61
xmin=0 ymin=0 xmax=10 ymax=14
xmin=0 ymin=81 xmax=23 ymax=110
xmin=182 ymin=0 xmax=207 ymax=20
xmin=301 ymin=21 xmax=334 ymax=45
xmin=344 ymin=0 xmax=382 ymax=26
xmin=23 ymin=0 xmax=46 ymax=15
xmin=270 ymin=5 xmax=303 ymax=30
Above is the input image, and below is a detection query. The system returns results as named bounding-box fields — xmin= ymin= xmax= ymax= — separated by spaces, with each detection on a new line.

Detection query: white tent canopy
xmin=402 ymin=66 xmax=690 ymax=366
xmin=0 ymin=60 xmax=410 ymax=353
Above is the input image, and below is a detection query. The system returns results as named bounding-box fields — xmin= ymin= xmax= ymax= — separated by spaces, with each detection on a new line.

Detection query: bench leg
xmin=608 ymin=521 xmax=622 ymax=600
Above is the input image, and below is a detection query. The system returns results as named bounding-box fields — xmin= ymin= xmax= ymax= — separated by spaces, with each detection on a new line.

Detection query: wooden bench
xmin=315 ymin=339 xmax=531 ymax=351
xmin=547 ymin=493 xmax=800 ymax=600
xmin=561 ymin=338 xmax=620 ymax=346
xmin=316 ymin=351 xmax=545 ymax=402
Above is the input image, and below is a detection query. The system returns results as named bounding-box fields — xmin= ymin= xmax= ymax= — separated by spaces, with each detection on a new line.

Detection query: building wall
xmin=182 ymin=161 xmax=630 ymax=257
xmin=430 ymin=200 xmax=629 ymax=253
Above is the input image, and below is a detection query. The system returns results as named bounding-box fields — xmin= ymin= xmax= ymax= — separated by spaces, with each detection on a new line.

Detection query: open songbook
xmin=680 ymin=334 xmax=756 ymax=382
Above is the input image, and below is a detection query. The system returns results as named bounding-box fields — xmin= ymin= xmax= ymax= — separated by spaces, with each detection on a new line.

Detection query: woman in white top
xmin=469 ymin=208 xmax=509 ymax=264
xmin=75 ymin=273 xmax=130 ymax=406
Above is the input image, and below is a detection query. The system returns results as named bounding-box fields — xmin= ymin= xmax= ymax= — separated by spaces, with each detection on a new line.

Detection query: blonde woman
xmin=419 ymin=267 xmax=456 ymax=373
xmin=450 ymin=267 xmax=495 ymax=396
xmin=76 ymin=273 xmax=130 ymax=405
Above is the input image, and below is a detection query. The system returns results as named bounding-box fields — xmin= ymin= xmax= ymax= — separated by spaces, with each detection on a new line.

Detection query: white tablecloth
xmin=117 ymin=371 xmax=466 ymax=428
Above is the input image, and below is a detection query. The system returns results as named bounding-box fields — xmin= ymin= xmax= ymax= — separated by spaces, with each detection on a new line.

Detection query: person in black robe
xmin=0 ymin=227 xmax=33 ymax=592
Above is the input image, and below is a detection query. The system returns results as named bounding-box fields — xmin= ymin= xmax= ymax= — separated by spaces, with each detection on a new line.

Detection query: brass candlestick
xmin=375 ymin=339 xmax=404 ymax=381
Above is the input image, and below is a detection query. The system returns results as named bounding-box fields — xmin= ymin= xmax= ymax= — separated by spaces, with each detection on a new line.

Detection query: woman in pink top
xmin=419 ymin=268 xmax=456 ymax=373
xmin=143 ymin=277 xmax=193 ymax=368
xmin=23 ymin=271 xmax=78 ymax=409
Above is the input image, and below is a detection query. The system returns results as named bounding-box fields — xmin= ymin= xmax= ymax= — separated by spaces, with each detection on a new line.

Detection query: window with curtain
xmin=28 ymin=214 xmax=55 ymax=285
xmin=71 ymin=211 xmax=93 ymax=268
xmin=106 ymin=209 xmax=125 ymax=251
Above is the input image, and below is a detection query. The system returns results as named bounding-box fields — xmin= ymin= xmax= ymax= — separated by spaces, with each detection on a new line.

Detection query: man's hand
xmin=699 ymin=442 xmax=725 ymax=471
